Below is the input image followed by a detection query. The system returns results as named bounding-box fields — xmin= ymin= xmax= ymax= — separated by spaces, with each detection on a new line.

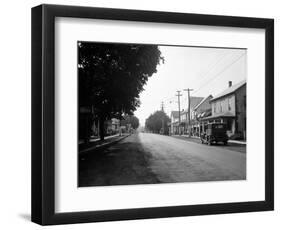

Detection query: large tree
xmin=121 ymin=115 xmax=140 ymax=130
xmin=145 ymin=110 xmax=170 ymax=134
xmin=79 ymin=42 xmax=163 ymax=140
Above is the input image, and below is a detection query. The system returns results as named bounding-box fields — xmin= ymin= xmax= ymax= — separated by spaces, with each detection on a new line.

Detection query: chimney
xmin=228 ymin=81 xmax=232 ymax=88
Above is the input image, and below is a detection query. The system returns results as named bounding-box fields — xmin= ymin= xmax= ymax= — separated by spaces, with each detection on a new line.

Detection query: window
xmin=228 ymin=98 xmax=231 ymax=111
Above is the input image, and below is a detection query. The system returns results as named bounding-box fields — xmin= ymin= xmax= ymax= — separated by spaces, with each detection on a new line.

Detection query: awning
xmin=201 ymin=112 xmax=235 ymax=121
xmin=197 ymin=110 xmax=211 ymax=119
xmin=196 ymin=112 xmax=204 ymax=118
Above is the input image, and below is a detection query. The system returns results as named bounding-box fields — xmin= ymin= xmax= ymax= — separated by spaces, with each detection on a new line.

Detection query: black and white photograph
xmin=78 ymin=42 xmax=247 ymax=187
xmin=30 ymin=3 xmax=274 ymax=226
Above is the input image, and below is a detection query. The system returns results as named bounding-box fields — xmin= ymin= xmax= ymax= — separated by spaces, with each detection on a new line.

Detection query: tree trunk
xmin=83 ymin=115 xmax=91 ymax=144
xmin=99 ymin=116 xmax=105 ymax=141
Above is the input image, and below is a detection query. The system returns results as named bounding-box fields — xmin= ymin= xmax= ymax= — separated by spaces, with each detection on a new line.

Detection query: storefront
xmin=200 ymin=113 xmax=236 ymax=137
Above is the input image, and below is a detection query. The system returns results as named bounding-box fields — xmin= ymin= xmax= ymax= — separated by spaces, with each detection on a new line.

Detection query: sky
xmin=134 ymin=45 xmax=247 ymax=126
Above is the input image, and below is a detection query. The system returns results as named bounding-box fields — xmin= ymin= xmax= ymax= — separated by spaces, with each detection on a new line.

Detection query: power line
xmin=192 ymin=52 xmax=246 ymax=95
xmin=194 ymin=51 xmax=230 ymax=88
xmin=162 ymin=96 xmax=176 ymax=104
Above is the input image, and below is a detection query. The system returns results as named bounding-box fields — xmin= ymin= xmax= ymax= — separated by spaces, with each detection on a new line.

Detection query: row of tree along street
xmin=78 ymin=42 xmax=163 ymax=143
xmin=145 ymin=110 xmax=170 ymax=135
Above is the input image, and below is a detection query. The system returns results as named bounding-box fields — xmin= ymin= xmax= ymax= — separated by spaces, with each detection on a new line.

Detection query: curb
xmin=228 ymin=140 xmax=247 ymax=145
xmin=79 ymin=134 xmax=130 ymax=155
xmin=171 ymin=135 xmax=246 ymax=145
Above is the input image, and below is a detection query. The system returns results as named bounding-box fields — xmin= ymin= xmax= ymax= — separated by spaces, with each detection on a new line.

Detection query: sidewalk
xmin=78 ymin=134 xmax=119 ymax=145
xmin=177 ymin=134 xmax=246 ymax=145
xmin=79 ymin=134 xmax=130 ymax=154
xmin=228 ymin=140 xmax=246 ymax=145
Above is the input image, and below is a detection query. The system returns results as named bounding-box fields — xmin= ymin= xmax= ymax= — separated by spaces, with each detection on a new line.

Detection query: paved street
xmin=79 ymin=133 xmax=246 ymax=187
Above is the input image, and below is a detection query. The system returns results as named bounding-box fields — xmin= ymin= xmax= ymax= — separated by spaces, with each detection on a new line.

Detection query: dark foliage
xmin=121 ymin=115 xmax=140 ymax=130
xmin=145 ymin=110 xmax=170 ymax=134
xmin=78 ymin=42 xmax=163 ymax=140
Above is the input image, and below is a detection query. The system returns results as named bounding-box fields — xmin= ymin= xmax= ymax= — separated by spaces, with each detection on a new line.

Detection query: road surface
xmin=79 ymin=133 xmax=246 ymax=187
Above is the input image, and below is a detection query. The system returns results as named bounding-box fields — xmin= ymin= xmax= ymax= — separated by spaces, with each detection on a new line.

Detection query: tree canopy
xmin=78 ymin=42 xmax=163 ymax=140
xmin=145 ymin=110 xmax=170 ymax=134
xmin=121 ymin=115 xmax=140 ymax=130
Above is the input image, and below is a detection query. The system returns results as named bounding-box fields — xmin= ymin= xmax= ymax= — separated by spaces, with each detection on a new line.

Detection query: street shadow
xmin=18 ymin=213 xmax=31 ymax=222
xmin=78 ymin=139 xmax=159 ymax=187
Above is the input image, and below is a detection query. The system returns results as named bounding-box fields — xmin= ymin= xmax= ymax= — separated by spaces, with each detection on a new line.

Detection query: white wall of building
xmin=212 ymin=95 xmax=236 ymax=116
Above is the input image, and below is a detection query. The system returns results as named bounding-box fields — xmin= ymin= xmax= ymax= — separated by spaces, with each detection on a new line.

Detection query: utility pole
xmin=184 ymin=88 xmax=194 ymax=137
xmin=175 ymin=91 xmax=182 ymax=135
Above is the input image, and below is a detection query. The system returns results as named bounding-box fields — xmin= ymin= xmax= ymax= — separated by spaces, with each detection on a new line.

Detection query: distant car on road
xmin=200 ymin=123 xmax=228 ymax=145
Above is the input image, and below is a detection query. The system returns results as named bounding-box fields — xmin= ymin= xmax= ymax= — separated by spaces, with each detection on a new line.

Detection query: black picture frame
xmin=31 ymin=4 xmax=274 ymax=225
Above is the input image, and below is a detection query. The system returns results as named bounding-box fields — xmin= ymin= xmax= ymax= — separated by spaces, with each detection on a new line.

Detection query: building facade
xmin=106 ymin=118 xmax=120 ymax=135
xmin=79 ymin=105 xmax=121 ymax=142
xmin=169 ymin=111 xmax=180 ymax=135
xmin=184 ymin=96 xmax=204 ymax=135
xmin=202 ymin=80 xmax=246 ymax=140
xmin=191 ymin=95 xmax=213 ymax=136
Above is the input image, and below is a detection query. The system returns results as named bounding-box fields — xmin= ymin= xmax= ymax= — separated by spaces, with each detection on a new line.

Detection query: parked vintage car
xmin=200 ymin=123 xmax=228 ymax=145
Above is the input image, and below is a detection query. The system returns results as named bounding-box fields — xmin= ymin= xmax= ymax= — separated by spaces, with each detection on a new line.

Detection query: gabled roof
xmin=211 ymin=80 xmax=246 ymax=101
xmin=190 ymin=96 xmax=204 ymax=109
xmin=179 ymin=97 xmax=204 ymax=115
xmin=193 ymin=95 xmax=213 ymax=111
xmin=171 ymin=111 xmax=179 ymax=118
xmin=197 ymin=109 xmax=212 ymax=118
